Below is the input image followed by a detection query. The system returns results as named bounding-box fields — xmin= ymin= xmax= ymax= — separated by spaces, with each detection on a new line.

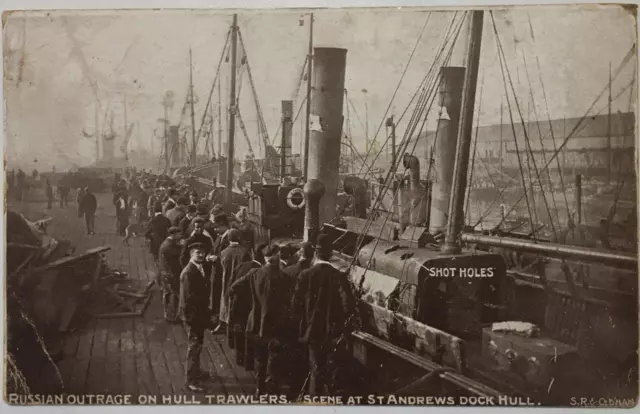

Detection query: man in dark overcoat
xmin=291 ymin=235 xmax=356 ymax=396
xmin=179 ymin=242 xmax=213 ymax=392
xmin=145 ymin=204 xmax=171 ymax=262
xmin=229 ymin=244 xmax=297 ymax=395
xmin=218 ymin=229 xmax=251 ymax=335
xmin=158 ymin=227 xmax=183 ymax=322
xmin=228 ymin=243 xmax=267 ymax=367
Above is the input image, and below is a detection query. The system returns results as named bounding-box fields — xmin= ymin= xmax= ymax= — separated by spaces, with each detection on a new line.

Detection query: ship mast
xmin=302 ymin=13 xmax=314 ymax=181
xmin=442 ymin=10 xmax=484 ymax=254
xmin=226 ymin=13 xmax=238 ymax=205
xmin=189 ymin=48 xmax=197 ymax=167
xmin=606 ymin=62 xmax=612 ymax=184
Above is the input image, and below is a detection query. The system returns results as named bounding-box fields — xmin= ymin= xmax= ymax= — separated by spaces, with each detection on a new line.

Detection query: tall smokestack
xmin=303 ymin=179 xmax=325 ymax=243
xmin=429 ymin=67 xmax=465 ymax=233
xmin=306 ymin=47 xmax=348 ymax=227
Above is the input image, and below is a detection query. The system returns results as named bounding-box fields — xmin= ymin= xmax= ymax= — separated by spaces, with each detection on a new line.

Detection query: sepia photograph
xmin=3 ymin=3 xmax=638 ymax=407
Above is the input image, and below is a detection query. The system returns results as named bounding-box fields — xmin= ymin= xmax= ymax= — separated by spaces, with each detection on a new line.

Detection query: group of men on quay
xmin=102 ymin=168 xmax=356 ymax=398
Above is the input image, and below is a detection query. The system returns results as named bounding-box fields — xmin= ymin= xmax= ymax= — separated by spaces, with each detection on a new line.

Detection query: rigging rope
xmin=191 ymin=28 xmax=232 ymax=162
xmin=491 ymin=12 xmax=538 ymax=239
xmin=355 ymin=12 xmax=434 ymax=174
xmin=494 ymin=42 xmax=636 ymax=229
xmin=358 ymin=12 xmax=466 ymax=177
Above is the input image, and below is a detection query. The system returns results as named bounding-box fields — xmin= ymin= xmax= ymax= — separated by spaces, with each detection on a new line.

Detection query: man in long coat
xmin=218 ymin=229 xmax=251 ymax=339
xmin=282 ymin=242 xmax=315 ymax=399
xmin=158 ymin=227 xmax=183 ymax=322
xmin=229 ymin=244 xmax=296 ymax=395
xmin=291 ymin=235 xmax=356 ymax=396
xmin=179 ymin=242 xmax=213 ymax=392
xmin=145 ymin=204 xmax=171 ymax=262
xmin=228 ymin=243 xmax=267 ymax=367
xmin=209 ymin=214 xmax=231 ymax=327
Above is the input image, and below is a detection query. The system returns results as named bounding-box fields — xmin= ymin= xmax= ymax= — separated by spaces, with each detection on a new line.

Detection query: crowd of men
xmin=108 ymin=169 xmax=356 ymax=398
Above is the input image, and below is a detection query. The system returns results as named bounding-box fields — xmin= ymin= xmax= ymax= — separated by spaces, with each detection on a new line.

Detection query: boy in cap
xmin=179 ymin=242 xmax=213 ymax=392
xmin=291 ymin=235 xmax=356 ymax=396
xmin=159 ymin=227 xmax=183 ymax=322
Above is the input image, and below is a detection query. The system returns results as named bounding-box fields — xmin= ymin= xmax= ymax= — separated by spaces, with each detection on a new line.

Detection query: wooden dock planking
xmin=10 ymin=193 xmax=256 ymax=397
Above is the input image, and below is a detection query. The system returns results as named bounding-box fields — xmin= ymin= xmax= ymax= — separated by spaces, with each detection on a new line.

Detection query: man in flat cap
xmin=145 ymin=203 xmax=172 ymax=263
xmin=291 ymin=235 xmax=356 ymax=396
xmin=180 ymin=217 xmax=215 ymax=268
xmin=218 ymin=229 xmax=251 ymax=339
xmin=179 ymin=242 xmax=213 ymax=392
xmin=158 ymin=227 xmax=183 ymax=322
xmin=229 ymin=244 xmax=296 ymax=395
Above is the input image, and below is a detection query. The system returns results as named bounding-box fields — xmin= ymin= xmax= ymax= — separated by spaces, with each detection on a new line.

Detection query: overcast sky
xmin=3 ymin=5 xmax=636 ymax=170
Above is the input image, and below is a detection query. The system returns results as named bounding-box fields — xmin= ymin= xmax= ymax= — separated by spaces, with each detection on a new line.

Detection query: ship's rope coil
xmin=286 ymin=188 xmax=305 ymax=210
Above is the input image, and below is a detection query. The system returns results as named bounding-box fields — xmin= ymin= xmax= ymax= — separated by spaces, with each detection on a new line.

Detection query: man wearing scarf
xmin=209 ymin=214 xmax=231 ymax=330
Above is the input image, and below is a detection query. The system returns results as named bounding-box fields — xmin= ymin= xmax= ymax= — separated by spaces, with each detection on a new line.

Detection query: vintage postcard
xmin=3 ymin=3 xmax=638 ymax=408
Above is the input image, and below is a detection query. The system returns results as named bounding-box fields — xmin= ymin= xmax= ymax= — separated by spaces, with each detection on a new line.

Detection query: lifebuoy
xmin=286 ymin=188 xmax=305 ymax=210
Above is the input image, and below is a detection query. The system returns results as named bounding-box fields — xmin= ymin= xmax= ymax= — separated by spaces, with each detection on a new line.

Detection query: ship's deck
xmin=10 ymin=193 xmax=256 ymax=398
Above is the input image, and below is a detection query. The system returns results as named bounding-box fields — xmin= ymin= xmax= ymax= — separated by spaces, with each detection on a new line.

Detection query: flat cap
xmin=188 ymin=242 xmax=206 ymax=251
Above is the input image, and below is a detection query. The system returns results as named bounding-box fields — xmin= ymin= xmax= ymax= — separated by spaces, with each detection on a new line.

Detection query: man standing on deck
xmin=166 ymin=196 xmax=188 ymax=227
xmin=229 ymin=243 xmax=267 ymax=367
xmin=158 ymin=227 xmax=183 ymax=322
xmin=180 ymin=217 xmax=215 ymax=268
xmin=291 ymin=235 xmax=356 ymax=396
xmin=179 ymin=204 xmax=198 ymax=236
xmin=162 ymin=188 xmax=178 ymax=215
xmin=179 ymin=242 xmax=213 ymax=392
xmin=45 ymin=180 xmax=54 ymax=210
xmin=79 ymin=187 xmax=97 ymax=235
xmin=229 ymin=244 xmax=296 ymax=395
xmin=219 ymin=229 xmax=251 ymax=341
xmin=147 ymin=188 xmax=163 ymax=219
xmin=146 ymin=204 xmax=171 ymax=262
xmin=58 ymin=184 xmax=69 ymax=208
xmin=282 ymin=242 xmax=315 ymax=399
xmin=210 ymin=214 xmax=231 ymax=332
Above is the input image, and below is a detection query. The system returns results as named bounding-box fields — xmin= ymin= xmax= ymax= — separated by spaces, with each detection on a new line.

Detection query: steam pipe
xmin=460 ymin=233 xmax=637 ymax=269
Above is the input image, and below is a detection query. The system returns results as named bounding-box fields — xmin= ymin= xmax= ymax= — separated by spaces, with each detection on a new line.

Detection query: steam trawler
xmin=243 ymin=10 xmax=638 ymax=404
